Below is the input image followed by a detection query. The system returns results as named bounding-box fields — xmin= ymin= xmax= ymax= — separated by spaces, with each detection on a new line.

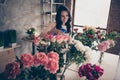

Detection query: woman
xmin=40 ymin=5 xmax=72 ymax=36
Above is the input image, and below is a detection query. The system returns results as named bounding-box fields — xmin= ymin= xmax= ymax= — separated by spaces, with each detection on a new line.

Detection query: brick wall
xmin=107 ymin=0 xmax=120 ymax=31
xmin=107 ymin=0 xmax=120 ymax=55
xmin=0 ymin=0 xmax=49 ymax=56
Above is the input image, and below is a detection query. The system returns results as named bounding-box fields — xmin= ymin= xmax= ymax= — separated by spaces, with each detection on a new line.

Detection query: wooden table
xmin=64 ymin=51 xmax=119 ymax=80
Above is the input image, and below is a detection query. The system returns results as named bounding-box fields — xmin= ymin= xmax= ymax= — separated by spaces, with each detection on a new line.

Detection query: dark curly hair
xmin=55 ymin=5 xmax=71 ymax=33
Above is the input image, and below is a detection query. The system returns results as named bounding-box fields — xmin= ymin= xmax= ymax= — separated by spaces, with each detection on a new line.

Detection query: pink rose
xmin=44 ymin=34 xmax=50 ymax=39
xmin=98 ymin=41 xmax=110 ymax=52
xmin=21 ymin=53 xmax=34 ymax=68
xmin=107 ymin=39 xmax=115 ymax=47
xmin=32 ymin=36 xmax=41 ymax=45
xmin=45 ymin=34 xmax=56 ymax=42
xmin=63 ymin=36 xmax=69 ymax=42
xmin=56 ymin=35 xmax=64 ymax=44
xmin=47 ymin=51 xmax=59 ymax=61
xmin=34 ymin=52 xmax=48 ymax=66
xmin=45 ymin=59 xmax=59 ymax=74
xmin=4 ymin=62 xmax=20 ymax=79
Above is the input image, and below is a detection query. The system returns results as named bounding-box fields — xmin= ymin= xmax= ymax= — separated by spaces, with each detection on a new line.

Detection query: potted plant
xmin=8 ymin=29 xmax=17 ymax=47
xmin=0 ymin=31 xmax=4 ymax=50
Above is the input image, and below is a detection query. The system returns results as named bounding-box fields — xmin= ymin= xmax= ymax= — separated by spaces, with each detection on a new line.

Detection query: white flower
xmin=84 ymin=52 xmax=91 ymax=63
xmin=83 ymin=46 xmax=91 ymax=62
xmin=84 ymin=46 xmax=91 ymax=53
xmin=72 ymin=40 xmax=80 ymax=44
xmin=75 ymin=44 xmax=85 ymax=52
xmin=34 ymin=32 xmax=40 ymax=37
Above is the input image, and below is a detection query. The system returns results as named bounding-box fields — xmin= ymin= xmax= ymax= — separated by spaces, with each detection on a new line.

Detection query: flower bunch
xmin=78 ymin=63 xmax=104 ymax=80
xmin=98 ymin=39 xmax=115 ymax=52
xmin=66 ymin=40 xmax=91 ymax=65
xmin=73 ymin=26 xmax=120 ymax=65
xmin=3 ymin=51 xmax=59 ymax=80
xmin=34 ymin=33 xmax=91 ymax=80
xmin=3 ymin=62 xmax=20 ymax=79
xmin=22 ymin=27 xmax=41 ymax=45
xmin=73 ymin=26 xmax=119 ymax=50
xmin=73 ymin=26 xmax=103 ymax=48
xmin=36 ymin=34 xmax=70 ymax=72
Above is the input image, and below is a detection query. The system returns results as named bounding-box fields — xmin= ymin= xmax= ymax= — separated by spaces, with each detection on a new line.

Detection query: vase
xmin=12 ymin=43 xmax=17 ymax=47
xmin=0 ymin=46 xmax=4 ymax=51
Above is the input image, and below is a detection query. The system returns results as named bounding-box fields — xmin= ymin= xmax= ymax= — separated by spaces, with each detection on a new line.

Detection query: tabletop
xmin=63 ymin=50 xmax=119 ymax=80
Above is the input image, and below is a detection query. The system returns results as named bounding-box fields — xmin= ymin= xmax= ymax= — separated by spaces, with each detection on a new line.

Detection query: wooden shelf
xmin=0 ymin=44 xmax=20 ymax=52
xmin=41 ymin=0 xmax=65 ymax=23
xmin=53 ymin=2 xmax=64 ymax=5
xmin=42 ymin=12 xmax=56 ymax=15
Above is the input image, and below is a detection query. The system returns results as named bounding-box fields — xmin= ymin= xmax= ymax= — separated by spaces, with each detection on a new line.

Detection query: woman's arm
xmin=40 ymin=22 xmax=56 ymax=37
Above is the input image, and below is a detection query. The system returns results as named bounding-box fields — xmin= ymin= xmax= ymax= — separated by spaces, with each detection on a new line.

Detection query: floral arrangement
xmin=73 ymin=26 xmax=101 ymax=48
xmin=78 ymin=63 xmax=104 ymax=80
xmin=73 ymin=26 xmax=120 ymax=64
xmin=1 ymin=26 xmax=119 ymax=80
xmin=2 ymin=51 xmax=59 ymax=80
xmin=73 ymin=26 xmax=119 ymax=49
xmin=32 ymin=33 xmax=91 ymax=80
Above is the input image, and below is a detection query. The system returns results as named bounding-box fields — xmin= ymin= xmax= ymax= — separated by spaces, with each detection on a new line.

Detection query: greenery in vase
xmin=8 ymin=29 xmax=17 ymax=43
xmin=26 ymin=27 xmax=36 ymax=40
xmin=3 ymin=30 xmax=10 ymax=47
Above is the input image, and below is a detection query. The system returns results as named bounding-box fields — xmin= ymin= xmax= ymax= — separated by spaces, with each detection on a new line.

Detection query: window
xmin=74 ymin=0 xmax=111 ymax=29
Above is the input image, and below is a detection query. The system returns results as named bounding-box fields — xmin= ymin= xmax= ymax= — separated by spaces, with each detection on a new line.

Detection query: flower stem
xmin=98 ymin=52 xmax=104 ymax=65
xmin=60 ymin=63 xmax=72 ymax=80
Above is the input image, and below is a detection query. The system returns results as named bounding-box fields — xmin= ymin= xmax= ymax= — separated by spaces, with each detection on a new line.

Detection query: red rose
xmin=4 ymin=62 xmax=20 ymax=79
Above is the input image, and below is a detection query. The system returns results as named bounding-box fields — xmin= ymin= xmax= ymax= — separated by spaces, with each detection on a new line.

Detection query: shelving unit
xmin=41 ymin=0 xmax=65 ymax=25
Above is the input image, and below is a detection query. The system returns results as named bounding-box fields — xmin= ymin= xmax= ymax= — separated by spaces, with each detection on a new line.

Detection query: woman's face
xmin=60 ymin=11 xmax=69 ymax=25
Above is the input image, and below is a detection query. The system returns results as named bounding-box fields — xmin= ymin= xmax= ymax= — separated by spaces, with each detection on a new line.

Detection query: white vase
xmin=12 ymin=43 xmax=17 ymax=47
xmin=0 ymin=46 xmax=4 ymax=51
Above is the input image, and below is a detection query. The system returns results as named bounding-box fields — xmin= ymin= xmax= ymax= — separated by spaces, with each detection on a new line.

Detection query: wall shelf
xmin=41 ymin=0 xmax=65 ymax=25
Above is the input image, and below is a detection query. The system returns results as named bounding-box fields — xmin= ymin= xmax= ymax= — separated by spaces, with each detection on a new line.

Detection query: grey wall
xmin=0 ymin=0 xmax=49 ymax=56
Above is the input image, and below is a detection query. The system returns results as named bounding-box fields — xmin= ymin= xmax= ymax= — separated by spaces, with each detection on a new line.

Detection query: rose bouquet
xmin=33 ymin=33 xmax=91 ymax=80
xmin=2 ymin=51 xmax=59 ymax=80
xmin=78 ymin=63 xmax=104 ymax=80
